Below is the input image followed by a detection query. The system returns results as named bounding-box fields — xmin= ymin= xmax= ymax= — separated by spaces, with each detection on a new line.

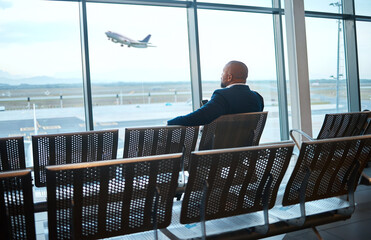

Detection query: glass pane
xmin=86 ymin=3 xmax=192 ymax=156
xmin=197 ymin=0 xmax=272 ymax=8
xmin=198 ymin=10 xmax=280 ymax=143
xmin=0 ymin=0 xmax=83 ymax=165
xmin=304 ymin=0 xmax=343 ymax=14
xmin=306 ymin=17 xmax=348 ymax=136
xmin=355 ymin=0 xmax=371 ymax=16
xmin=356 ymin=21 xmax=371 ymax=110
xmin=281 ymin=16 xmax=292 ymax=135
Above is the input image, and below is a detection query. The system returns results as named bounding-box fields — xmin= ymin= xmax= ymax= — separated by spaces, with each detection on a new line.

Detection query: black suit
xmin=167 ymin=84 xmax=264 ymax=126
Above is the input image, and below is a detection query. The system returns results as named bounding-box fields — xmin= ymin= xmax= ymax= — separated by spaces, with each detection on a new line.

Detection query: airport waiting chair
xmin=198 ymin=111 xmax=268 ymax=151
xmin=0 ymin=169 xmax=36 ymax=240
xmin=0 ymin=136 xmax=26 ymax=172
xmin=269 ymin=134 xmax=371 ymax=238
xmin=290 ymin=111 xmax=370 ymax=149
xmin=123 ymin=125 xmax=199 ymax=171
xmin=46 ymin=153 xmax=182 ymax=240
xmin=164 ymin=143 xmax=294 ymax=239
xmin=359 ymin=118 xmax=371 ymax=184
xmin=32 ymin=129 xmax=118 ymax=187
xmin=166 ymin=135 xmax=371 ymax=239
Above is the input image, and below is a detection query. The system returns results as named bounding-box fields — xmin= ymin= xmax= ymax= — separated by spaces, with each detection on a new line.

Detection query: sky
xmin=0 ymin=0 xmax=370 ymax=84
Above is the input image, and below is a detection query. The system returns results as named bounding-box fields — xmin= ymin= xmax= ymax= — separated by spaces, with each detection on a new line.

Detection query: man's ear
xmin=227 ymin=73 xmax=233 ymax=82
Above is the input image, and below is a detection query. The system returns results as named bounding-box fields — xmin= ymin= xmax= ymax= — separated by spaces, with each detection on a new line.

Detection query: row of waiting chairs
xmin=0 ymin=110 xmax=371 ymax=239
xmin=1 ymin=134 xmax=371 ymax=239
xmin=0 ymin=112 xmax=268 ymax=187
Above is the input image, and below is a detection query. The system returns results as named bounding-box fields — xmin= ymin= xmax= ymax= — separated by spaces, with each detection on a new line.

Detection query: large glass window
xmin=196 ymin=0 xmax=272 ymax=7
xmin=0 ymin=0 xmax=83 ymax=164
xmin=198 ymin=10 xmax=281 ymax=142
xmin=355 ymin=0 xmax=371 ymax=16
xmin=305 ymin=17 xmax=348 ymax=136
xmin=356 ymin=21 xmax=371 ymax=110
xmin=304 ymin=0 xmax=343 ymax=14
xmin=86 ymin=3 xmax=192 ymax=156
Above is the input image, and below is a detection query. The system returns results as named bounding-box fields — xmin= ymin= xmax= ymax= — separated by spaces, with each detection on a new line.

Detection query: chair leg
xmin=311 ymin=227 xmax=323 ymax=240
xmin=200 ymin=180 xmax=209 ymax=240
xmin=175 ymin=192 xmax=183 ymax=201
xmin=153 ymin=187 xmax=160 ymax=240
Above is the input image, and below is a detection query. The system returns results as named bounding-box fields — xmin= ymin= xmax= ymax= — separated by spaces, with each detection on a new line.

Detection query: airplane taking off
xmin=105 ymin=31 xmax=155 ymax=48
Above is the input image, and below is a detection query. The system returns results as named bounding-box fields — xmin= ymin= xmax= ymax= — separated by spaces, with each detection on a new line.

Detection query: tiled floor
xmin=282 ymin=184 xmax=371 ymax=240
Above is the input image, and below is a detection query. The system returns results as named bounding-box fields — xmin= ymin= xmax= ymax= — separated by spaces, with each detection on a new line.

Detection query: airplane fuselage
xmin=105 ymin=31 xmax=153 ymax=48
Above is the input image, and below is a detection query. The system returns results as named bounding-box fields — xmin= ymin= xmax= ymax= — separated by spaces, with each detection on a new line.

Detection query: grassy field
xmin=0 ymin=80 xmax=370 ymax=110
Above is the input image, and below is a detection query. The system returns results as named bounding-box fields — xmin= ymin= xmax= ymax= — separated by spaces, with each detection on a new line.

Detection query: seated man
xmin=168 ymin=60 xmax=264 ymax=126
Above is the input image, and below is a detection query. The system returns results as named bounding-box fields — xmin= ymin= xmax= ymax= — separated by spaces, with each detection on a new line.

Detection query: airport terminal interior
xmin=1 ymin=0 xmax=371 ymax=239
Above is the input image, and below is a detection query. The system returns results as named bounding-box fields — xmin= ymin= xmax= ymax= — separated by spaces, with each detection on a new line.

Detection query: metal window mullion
xmin=272 ymin=0 xmax=289 ymax=140
xmin=79 ymin=0 xmax=94 ymax=130
xmin=196 ymin=2 xmax=281 ymax=14
xmin=355 ymin=15 xmax=371 ymax=22
xmin=86 ymin=0 xmax=189 ymax=8
xmin=284 ymin=0 xmax=312 ymax=137
xmin=343 ymin=0 xmax=361 ymax=111
xmin=187 ymin=0 xmax=202 ymax=111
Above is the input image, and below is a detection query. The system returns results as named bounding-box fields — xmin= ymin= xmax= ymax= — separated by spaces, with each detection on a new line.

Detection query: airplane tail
xmin=140 ymin=34 xmax=151 ymax=43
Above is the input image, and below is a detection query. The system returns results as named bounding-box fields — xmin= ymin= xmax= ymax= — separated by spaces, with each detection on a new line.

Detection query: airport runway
xmin=0 ymin=101 xmax=353 ymax=143
xmin=0 ymin=116 xmax=170 ymax=141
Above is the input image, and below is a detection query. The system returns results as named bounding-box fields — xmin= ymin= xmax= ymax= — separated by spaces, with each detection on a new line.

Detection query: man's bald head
xmin=226 ymin=61 xmax=248 ymax=81
xmin=221 ymin=61 xmax=248 ymax=88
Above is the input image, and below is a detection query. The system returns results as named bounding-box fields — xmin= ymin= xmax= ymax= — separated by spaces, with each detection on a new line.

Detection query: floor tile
xmin=325 ymin=219 xmax=371 ymax=240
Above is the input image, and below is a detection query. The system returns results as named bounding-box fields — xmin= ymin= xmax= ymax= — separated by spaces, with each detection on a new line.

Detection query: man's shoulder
xmin=215 ymin=85 xmax=263 ymax=101
xmin=214 ymin=85 xmax=250 ymax=94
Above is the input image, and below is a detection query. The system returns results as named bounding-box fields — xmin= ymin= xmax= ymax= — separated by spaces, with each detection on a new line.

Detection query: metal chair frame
xmin=0 ymin=169 xmax=36 ymax=240
xmin=123 ymin=125 xmax=199 ymax=172
xmin=164 ymin=143 xmax=294 ymax=239
xmin=46 ymin=153 xmax=182 ymax=240
xmin=198 ymin=111 xmax=268 ymax=151
xmin=0 ymin=136 xmax=26 ymax=172
xmin=290 ymin=111 xmax=370 ymax=149
xmin=32 ymin=129 xmax=119 ymax=187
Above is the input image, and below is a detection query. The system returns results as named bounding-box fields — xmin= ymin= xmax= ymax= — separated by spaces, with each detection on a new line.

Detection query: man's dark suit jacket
xmin=167 ymin=84 xmax=264 ymax=126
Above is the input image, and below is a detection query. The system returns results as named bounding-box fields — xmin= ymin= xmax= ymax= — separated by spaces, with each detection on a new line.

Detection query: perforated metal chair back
xmin=32 ymin=129 xmax=118 ymax=187
xmin=282 ymin=135 xmax=371 ymax=206
xmin=364 ymin=121 xmax=371 ymax=135
xmin=123 ymin=125 xmax=199 ymax=170
xmin=180 ymin=143 xmax=294 ymax=224
xmin=46 ymin=153 xmax=181 ymax=240
xmin=198 ymin=112 xmax=267 ymax=151
xmin=0 ymin=136 xmax=25 ymax=172
xmin=0 ymin=170 xmax=35 ymax=240
xmin=316 ymin=112 xmax=369 ymax=139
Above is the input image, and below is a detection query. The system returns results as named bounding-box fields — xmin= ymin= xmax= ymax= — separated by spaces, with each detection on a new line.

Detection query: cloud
xmin=0 ymin=0 xmax=12 ymax=9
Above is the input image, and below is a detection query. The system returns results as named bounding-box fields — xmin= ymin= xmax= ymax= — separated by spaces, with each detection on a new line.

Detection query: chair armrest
xmin=259 ymin=140 xmax=294 ymax=146
xmin=289 ymin=129 xmax=314 ymax=150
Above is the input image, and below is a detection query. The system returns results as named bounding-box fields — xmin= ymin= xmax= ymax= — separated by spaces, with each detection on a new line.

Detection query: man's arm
xmin=167 ymin=91 xmax=227 ymax=126
xmin=256 ymin=92 xmax=264 ymax=111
